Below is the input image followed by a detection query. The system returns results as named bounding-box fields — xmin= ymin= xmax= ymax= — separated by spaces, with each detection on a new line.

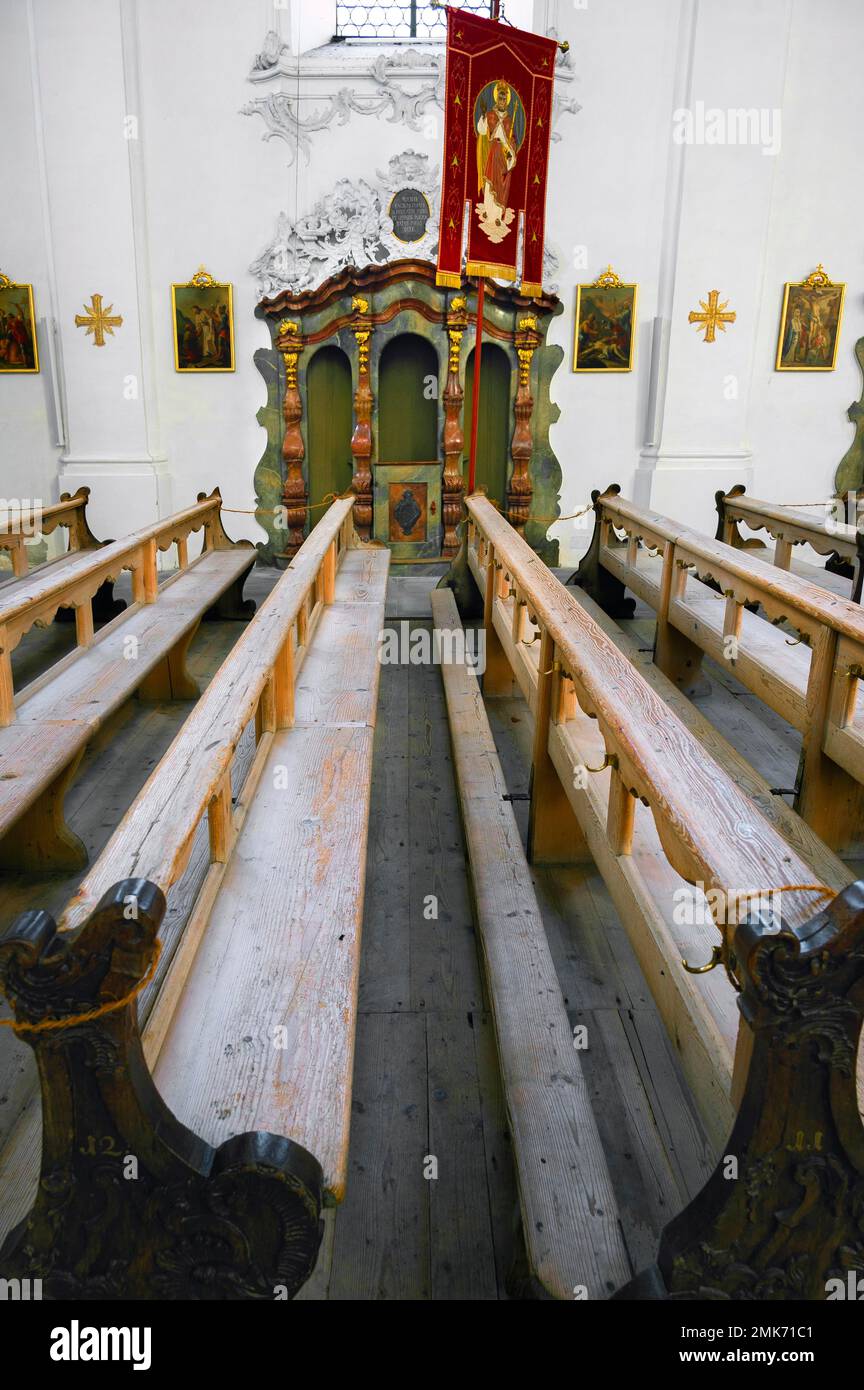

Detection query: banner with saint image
xmin=436 ymin=7 xmax=557 ymax=296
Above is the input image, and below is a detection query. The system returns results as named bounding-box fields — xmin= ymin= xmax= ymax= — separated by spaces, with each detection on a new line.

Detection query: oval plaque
xmin=388 ymin=188 xmax=431 ymax=244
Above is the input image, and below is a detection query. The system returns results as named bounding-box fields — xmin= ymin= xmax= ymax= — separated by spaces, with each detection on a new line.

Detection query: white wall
xmin=2 ymin=0 xmax=863 ymax=563
xmin=0 ymin=0 xmax=62 ymax=512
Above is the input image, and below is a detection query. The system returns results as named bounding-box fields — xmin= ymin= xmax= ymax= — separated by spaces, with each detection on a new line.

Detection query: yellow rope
xmin=0 ymin=939 xmax=162 ymax=1037
xmin=732 ymin=884 xmax=837 ymax=904
xmin=220 ymin=490 xmax=354 ymax=518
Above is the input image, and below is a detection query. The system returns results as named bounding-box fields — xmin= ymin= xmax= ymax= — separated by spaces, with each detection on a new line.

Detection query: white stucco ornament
xmin=249 ymin=149 xmax=561 ymax=299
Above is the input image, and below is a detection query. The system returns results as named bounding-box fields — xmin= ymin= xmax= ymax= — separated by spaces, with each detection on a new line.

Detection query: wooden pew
xmin=431 ymin=586 xmax=630 ymax=1301
xmin=572 ymin=485 xmax=864 ymax=854
xmin=0 ymin=498 xmax=389 ymax=1300
xmin=464 ymin=493 xmax=864 ymax=1300
xmin=0 ymin=487 xmax=126 ymax=619
xmin=716 ymin=483 xmax=864 ymax=602
xmin=0 ymin=489 xmax=255 ymax=870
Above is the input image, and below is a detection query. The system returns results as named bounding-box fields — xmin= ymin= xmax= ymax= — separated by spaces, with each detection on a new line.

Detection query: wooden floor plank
xmin=407 ymin=640 xmax=484 ymax=1015
xmin=327 ymin=1011 xmax=432 ymax=1301
xmin=357 ymin=660 xmax=412 ymax=1012
xmin=426 ymin=1012 xmax=499 ymax=1300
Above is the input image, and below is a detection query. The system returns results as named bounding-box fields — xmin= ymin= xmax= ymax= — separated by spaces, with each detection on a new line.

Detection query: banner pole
xmin=466 ymin=0 xmax=500 ymax=497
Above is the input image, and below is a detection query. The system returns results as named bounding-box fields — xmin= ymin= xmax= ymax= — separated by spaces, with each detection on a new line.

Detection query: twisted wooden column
xmin=350 ymin=296 xmax=374 ymax=542
xmin=442 ymin=294 xmax=468 ymax=557
xmin=277 ymin=318 xmax=306 ymax=557
xmin=508 ymin=314 xmax=541 ymax=534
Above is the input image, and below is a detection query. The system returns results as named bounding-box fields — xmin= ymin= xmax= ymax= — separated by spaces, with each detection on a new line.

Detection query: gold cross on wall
xmin=75 ymin=294 xmax=123 ymax=347
xmin=688 ymin=289 xmax=735 ymax=343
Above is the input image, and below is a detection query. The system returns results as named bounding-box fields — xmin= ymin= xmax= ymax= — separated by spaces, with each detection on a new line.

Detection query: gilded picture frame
xmin=0 ymin=272 xmax=40 ymax=374
xmin=171 ymin=265 xmax=235 ymax=372
xmin=775 ymin=265 xmax=845 ymax=372
xmin=573 ymin=266 xmax=637 ymax=373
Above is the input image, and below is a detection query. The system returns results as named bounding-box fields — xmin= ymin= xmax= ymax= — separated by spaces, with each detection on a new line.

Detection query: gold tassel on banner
xmin=436 ymin=270 xmax=464 ymax=288
xmin=466 ymin=259 xmax=518 ymax=282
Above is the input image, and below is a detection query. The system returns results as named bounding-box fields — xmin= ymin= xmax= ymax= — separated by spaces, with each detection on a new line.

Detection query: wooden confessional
xmin=254 ymin=259 xmax=563 ymax=564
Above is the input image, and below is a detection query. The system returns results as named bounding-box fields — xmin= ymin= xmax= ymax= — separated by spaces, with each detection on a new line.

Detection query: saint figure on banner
xmin=474 ymin=80 xmax=526 ymax=245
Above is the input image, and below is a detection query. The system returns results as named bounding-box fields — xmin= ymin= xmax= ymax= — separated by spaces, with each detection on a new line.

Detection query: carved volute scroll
xmin=350 ymin=296 xmax=374 ymax=542
xmin=277 ymin=318 xmax=307 ymax=557
xmin=442 ymin=293 xmax=468 ymax=557
xmin=615 ymin=883 xmax=864 ymax=1301
xmin=508 ymin=315 xmax=542 ymax=534
xmin=0 ymin=881 xmax=324 ymax=1300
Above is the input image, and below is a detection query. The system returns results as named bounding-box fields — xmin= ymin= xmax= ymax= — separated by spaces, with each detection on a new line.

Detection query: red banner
xmin=436 ymin=7 xmax=557 ymax=297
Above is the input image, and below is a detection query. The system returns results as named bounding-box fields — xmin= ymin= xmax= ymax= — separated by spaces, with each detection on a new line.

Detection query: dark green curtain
xmin=464 ymin=344 xmax=511 ymax=507
xmin=306 ymin=345 xmax=354 ymax=512
xmin=378 ymin=334 xmax=439 ymax=462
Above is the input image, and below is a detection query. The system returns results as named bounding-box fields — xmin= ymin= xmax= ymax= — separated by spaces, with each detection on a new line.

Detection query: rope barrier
xmin=0 ymin=938 xmax=162 ymax=1036
xmin=220 ymin=490 xmax=354 ymax=518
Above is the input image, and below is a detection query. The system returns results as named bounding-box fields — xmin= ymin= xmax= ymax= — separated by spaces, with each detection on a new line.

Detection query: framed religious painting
xmin=0 ymin=271 xmax=39 ymax=373
xmin=171 ymin=265 xmax=234 ymax=372
xmin=775 ymin=264 xmax=845 ymax=371
xmin=573 ymin=266 xmax=637 ymax=372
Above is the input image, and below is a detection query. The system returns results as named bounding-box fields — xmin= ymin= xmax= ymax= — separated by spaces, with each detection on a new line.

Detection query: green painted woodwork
xmin=464 ymin=343 xmax=511 ymax=509
xmin=378 ymin=334 xmax=438 ymax=462
xmin=306 ymin=345 xmax=354 ymax=515
xmin=253 ymin=266 xmax=563 ymax=567
xmin=836 ymin=338 xmax=864 ymax=497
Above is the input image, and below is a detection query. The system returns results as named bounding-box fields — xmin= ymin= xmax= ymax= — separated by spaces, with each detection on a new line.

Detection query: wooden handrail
xmin=600 ymin=489 xmax=864 ymax=645
xmin=578 ymin=486 xmax=864 ymax=853
xmin=59 ymin=497 xmax=356 ymax=936
xmin=0 ymin=488 xmax=98 ymax=580
xmin=0 ymin=488 xmax=89 ymax=539
xmin=0 ymin=488 xmax=247 ymax=727
xmin=466 ymin=493 xmax=824 ymax=930
xmin=722 ymin=491 xmax=858 ymax=552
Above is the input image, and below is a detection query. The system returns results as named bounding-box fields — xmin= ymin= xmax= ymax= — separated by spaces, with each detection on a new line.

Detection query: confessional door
xmin=306 ymin=345 xmax=354 ymax=520
xmin=374 ymin=333 xmax=443 ymax=560
xmin=465 ymin=343 xmax=510 ymax=509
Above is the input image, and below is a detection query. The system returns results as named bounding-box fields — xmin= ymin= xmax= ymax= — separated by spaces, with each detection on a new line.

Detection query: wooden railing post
xmin=653 ymin=543 xmax=704 ymax=691
xmin=273 ymin=631 xmax=295 ymax=729
xmin=528 ymin=627 xmax=591 ymax=863
xmin=0 ymin=638 xmax=14 ymax=727
xmin=323 ymin=542 xmax=336 ymax=605
xmin=481 ymin=546 xmax=516 ymax=697
xmin=208 ymin=772 xmax=235 ymax=865
xmin=797 ymin=625 xmax=864 ymax=852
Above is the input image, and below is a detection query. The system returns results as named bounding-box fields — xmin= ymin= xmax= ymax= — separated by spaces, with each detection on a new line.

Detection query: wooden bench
xmin=716 ymin=484 xmax=864 ymax=602
xmin=461 ymin=493 xmax=864 ymax=1299
xmin=572 ymin=484 xmax=864 ymax=854
xmin=0 ymin=486 xmax=125 ymax=618
xmin=0 ymin=498 xmax=389 ymax=1300
xmin=432 ymin=585 xmax=630 ymax=1301
xmin=0 ymin=489 xmax=255 ymax=870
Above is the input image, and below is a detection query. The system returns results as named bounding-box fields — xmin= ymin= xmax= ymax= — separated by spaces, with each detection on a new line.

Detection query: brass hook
xmin=682 ymin=939 xmax=742 ymax=992
xmin=584 ymin=751 xmax=618 ymax=774
xmin=682 ymin=944 xmax=723 ymax=975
